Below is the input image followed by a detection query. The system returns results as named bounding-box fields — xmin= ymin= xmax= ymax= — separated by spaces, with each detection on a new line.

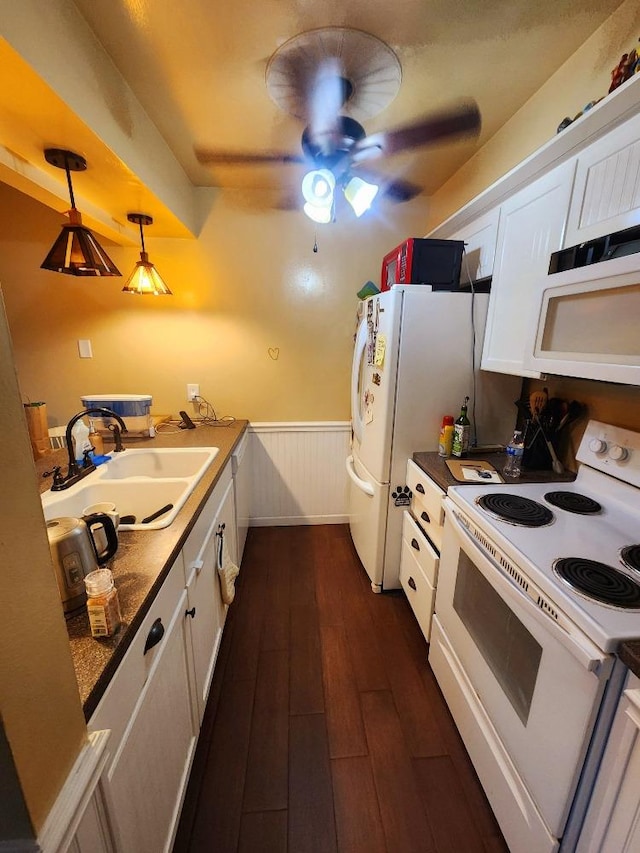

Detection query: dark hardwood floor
xmin=173 ymin=524 xmax=508 ymax=853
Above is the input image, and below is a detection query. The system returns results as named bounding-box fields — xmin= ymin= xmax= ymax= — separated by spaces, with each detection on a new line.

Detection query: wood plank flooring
xmin=173 ymin=524 xmax=508 ymax=853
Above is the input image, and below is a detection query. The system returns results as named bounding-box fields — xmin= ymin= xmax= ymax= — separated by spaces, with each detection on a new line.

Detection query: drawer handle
xmin=185 ymin=607 xmax=196 ymax=619
xmin=408 ymin=576 xmax=417 ymax=591
xmin=411 ymin=538 xmax=420 ymax=552
xmin=421 ymin=511 xmax=431 ymax=525
xmin=143 ymin=618 xmax=165 ymax=655
xmin=415 ymin=483 xmax=425 ymax=494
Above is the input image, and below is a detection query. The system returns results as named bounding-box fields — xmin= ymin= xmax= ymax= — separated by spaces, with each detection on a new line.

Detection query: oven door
xmin=430 ymin=502 xmax=612 ymax=844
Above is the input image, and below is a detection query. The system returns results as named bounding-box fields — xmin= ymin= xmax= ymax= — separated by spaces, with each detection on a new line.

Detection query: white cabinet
xmin=88 ymin=458 xmax=240 ymax=853
xmin=183 ymin=465 xmax=235 ymax=723
xmin=232 ymin=430 xmax=250 ymax=565
xmin=481 ymin=159 xmax=576 ymax=377
xmin=565 ymin=111 xmax=640 ymax=248
xmin=399 ymin=460 xmax=445 ymax=642
xmin=577 ymin=672 xmax=640 ymax=853
xmin=90 ymin=556 xmax=197 ymax=853
xmin=449 ymin=207 xmax=501 ymax=285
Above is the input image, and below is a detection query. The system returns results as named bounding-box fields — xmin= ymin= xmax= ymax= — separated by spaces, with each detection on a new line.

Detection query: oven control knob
xmin=608 ymin=444 xmax=629 ymax=462
xmin=589 ymin=438 xmax=607 ymax=454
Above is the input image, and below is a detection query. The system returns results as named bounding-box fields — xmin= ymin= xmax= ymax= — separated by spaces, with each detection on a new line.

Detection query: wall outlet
xmin=186 ymin=383 xmax=200 ymax=401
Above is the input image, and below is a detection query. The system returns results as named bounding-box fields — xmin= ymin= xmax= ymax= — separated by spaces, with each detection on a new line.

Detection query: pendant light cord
xmin=138 ymin=219 xmax=146 ymax=254
xmin=63 ymin=155 xmax=76 ymax=209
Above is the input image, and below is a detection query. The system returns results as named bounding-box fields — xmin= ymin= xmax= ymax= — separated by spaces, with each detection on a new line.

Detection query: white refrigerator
xmin=346 ymin=285 xmax=519 ymax=592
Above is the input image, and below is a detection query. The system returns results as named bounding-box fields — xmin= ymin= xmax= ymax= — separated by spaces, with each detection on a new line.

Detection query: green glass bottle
xmin=452 ymin=396 xmax=470 ymax=458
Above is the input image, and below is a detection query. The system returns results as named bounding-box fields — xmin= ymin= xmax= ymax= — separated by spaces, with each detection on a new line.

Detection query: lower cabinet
xmin=400 ymin=460 xmax=445 ymax=642
xmin=105 ymin=587 xmax=196 ymax=853
xmin=89 ymin=460 xmax=237 ymax=853
xmin=576 ymin=672 xmax=640 ymax=852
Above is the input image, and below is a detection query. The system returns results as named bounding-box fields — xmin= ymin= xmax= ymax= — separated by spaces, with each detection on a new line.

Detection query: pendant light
xmin=122 ymin=213 xmax=172 ymax=296
xmin=40 ymin=148 xmax=121 ymax=276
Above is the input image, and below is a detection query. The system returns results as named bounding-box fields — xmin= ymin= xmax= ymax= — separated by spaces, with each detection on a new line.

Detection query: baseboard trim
xmin=250 ymin=515 xmax=348 ymax=527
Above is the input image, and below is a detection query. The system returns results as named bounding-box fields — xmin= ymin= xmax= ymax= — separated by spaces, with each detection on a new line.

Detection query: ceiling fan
xmin=194 ymin=29 xmax=481 ymax=221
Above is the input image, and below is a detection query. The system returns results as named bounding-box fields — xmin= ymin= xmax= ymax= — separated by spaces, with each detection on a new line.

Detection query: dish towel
xmin=216 ymin=523 xmax=240 ymax=605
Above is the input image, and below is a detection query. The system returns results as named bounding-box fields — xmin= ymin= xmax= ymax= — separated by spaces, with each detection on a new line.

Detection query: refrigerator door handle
xmin=346 ymin=455 xmax=375 ymax=496
xmin=350 ymin=317 xmax=368 ymax=445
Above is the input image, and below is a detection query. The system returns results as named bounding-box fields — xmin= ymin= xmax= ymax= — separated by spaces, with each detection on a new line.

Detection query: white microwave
xmin=524 ymin=234 xmax=640 ymax=385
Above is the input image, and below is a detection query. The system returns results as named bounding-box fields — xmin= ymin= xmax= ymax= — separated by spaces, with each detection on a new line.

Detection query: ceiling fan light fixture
xmin=41 ymin=148 xmax=121 ymax=277
xmin=343 ymin=176 xmax=379 ymax=217
xmin=122 ymin=213 xmax=172 ymax=296
xmin=301 ymin=169 xmax=335 ymax=205
xmin=303 ymin=202 xmax=333 ymax=224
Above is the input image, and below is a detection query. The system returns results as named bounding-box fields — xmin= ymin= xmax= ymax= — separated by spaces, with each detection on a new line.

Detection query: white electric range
xmin=428 ymin=420 xmax=640 ymax=853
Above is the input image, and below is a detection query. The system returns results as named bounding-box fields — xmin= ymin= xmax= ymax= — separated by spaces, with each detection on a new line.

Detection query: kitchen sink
xmin=98 ymin=447 xmax=218 ymax=480
xmin=41 ymin=446 xmax=219 ymax=530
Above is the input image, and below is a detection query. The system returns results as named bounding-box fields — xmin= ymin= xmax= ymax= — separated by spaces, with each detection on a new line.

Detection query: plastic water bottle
xmin=503 ymin=430 xmax=525 ymax=478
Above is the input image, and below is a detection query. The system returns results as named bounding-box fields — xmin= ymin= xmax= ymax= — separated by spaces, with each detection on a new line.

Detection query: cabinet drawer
xmin=89 ymin=554 xmax=186 ymax=757
xmin=402 ymin=511 xmax=439 ymax=587
xmin=399 ymin=537 xmax=436 ymax=642
xmin=406 ymin=459 xmax=445 ymax=551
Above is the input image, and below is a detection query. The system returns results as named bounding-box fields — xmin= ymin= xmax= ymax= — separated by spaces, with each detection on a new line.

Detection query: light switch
xmin=78 ymin=339 xmax=93 ymax=358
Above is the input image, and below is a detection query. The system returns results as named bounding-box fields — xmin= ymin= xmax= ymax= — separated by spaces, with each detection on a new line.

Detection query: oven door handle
xmin=446 ymin=504 xmax=609 ymax=674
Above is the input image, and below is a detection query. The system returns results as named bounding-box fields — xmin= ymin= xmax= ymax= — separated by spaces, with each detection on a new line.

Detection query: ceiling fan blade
xmin=353 ymin=100 xmax=481 ymax=161
xmin=381 ymin=177 xmax=422 ymax=203
xmin=195 ymin=147 xmax=305 ymax=166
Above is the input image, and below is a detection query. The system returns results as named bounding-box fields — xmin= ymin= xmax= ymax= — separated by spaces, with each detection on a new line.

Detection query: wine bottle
xmin=452 ymin=397 xmax=470 ymax=458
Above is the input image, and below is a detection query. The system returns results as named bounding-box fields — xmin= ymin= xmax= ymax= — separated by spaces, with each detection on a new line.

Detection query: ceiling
xmin=0 ymin=0 xmax=626 ymax=234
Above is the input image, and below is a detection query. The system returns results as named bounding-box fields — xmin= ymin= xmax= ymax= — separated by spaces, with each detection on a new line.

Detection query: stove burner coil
xmin=476 ymin=493 xmax=554 ymax=527
xmin=553 ymin=557 xmax=640 ymax=609
xmin=544 ymin=491 xmax=602 ymax=515
xmin=621 ymin=545 xmax=640 ymax=574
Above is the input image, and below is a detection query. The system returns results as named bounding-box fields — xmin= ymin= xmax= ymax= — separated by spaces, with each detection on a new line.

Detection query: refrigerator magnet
xmin=374 ymin=333 xmax=386 ymax=367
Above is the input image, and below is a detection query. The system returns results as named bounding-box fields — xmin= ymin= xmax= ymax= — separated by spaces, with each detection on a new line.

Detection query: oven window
xmin=453 ymin=551 xmax=542 ymax=725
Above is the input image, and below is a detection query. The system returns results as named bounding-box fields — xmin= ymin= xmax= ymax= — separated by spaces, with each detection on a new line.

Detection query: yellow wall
xmin=0 ymin=183 xmax=431 ymax=425
xmin=0 ymin=289 xmax=87 ymax=835
xmin=426 ymin=0 xmax=640 ymax=231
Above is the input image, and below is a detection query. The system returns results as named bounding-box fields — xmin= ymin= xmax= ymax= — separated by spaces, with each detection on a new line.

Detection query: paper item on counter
xmin=446 ymin=459 xmax=503 ymax=483
xmin=460 ymin=465 xmax=504 ymax=483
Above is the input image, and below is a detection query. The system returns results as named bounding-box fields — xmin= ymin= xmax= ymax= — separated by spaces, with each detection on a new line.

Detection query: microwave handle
xmin=445 ymin=503 xmax=609 ymax=674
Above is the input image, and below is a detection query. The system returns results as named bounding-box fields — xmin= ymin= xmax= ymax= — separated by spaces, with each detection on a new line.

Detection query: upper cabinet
xmin=448 ymin=207 xmax=501 ymax=285
xmin=564 ymin=111 xmax=640 ymax=248
xmin=480 ymin=160 xmax=576 ymax=377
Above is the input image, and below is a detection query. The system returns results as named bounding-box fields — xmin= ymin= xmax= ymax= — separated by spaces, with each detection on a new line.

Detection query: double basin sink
xmin=41 ymin=447 xmax=219 ymax=530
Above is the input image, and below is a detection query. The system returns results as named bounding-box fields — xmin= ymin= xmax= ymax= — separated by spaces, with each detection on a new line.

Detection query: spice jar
xmin=438 ymin=415 xmax=455 ymax=457
xmin=85 ymin=568 xmax=122 ymax=638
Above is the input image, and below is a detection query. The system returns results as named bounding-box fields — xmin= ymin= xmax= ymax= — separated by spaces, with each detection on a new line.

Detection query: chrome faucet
xmin=51 ymin=407 xmax=127 ymax=491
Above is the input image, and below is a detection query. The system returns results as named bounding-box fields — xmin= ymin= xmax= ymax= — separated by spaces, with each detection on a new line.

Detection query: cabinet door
xmin=481 ymin=160 xmax=576 ymax=377
xmin=577 ymin=674 xmax=640 ymax=853
xmin=450 ymin=207 xmax=500 ymax=284
xmin=565 ymin=111 xmax=640 ymax=247
xmin=185 ymin=477 xmax=236 ymax=722
xmin=106 ymin=589 xmax=197 ymax=853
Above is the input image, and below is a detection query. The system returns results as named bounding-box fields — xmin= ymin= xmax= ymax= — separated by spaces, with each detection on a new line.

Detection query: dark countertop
xmin=411 ymin=451 xmax=640 ymax=680
xmin=37 ymin=420 xmax=248 ymax=719
xmin=411 ymin=450 xmax=576 ymax=493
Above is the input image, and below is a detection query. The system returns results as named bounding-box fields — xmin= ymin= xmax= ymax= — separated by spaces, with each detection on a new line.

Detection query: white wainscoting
xmin=248 ymin=422 xmax=350 ymax=526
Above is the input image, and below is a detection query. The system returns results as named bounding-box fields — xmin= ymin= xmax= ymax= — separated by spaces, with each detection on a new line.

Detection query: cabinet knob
xmin=185 ymin=607 xmax=196 ymax=619
xmin=408 ymin=576 xmax=417 ymax=591
xmin=415 ymin=483 xmax=425 ymax=494
xmin=143 ymin=618 xmax=164 ymax=655
xmin=420 ymin=511 xmax=430 ymax=525
xmin=411 ymin=538 xmax=420 ymax=551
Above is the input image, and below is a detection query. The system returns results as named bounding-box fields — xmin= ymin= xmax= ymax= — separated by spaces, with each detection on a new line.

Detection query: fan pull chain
xmin=313 ymin=233 xmax=318 ymax=253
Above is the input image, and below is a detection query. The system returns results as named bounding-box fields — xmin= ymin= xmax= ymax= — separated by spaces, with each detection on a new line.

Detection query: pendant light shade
xmin=40 ymin=149 xmax=121 ymax=276
xmin=122 ymin=214 xmax=172 ymax=296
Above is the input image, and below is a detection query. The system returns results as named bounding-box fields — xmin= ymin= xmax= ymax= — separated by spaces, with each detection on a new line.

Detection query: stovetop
xmin=447 ymin=421 xmax=640 ymax=652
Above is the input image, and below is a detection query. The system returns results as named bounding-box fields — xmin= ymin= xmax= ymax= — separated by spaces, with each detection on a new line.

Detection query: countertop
xmin=411 ymin=449 xmax=576 ymax=493
xmin=37 ymin=419 xmax=248 ymax=719
xmin=411 ymin=450 xmax=640 ymax=679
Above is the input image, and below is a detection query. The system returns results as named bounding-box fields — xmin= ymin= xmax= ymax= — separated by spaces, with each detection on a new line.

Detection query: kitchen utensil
xmin=557 ymin=400 xmax=586 ymax=432
xmin=47 ymin=513 xmax=118 ymax=614
xmin=529 ymin=387 xmax=548 ymax=421
xmin=141 ymin=503 xmax=174 ymax=524
xmin=536 ymin=423 xmax=564 ymax=474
